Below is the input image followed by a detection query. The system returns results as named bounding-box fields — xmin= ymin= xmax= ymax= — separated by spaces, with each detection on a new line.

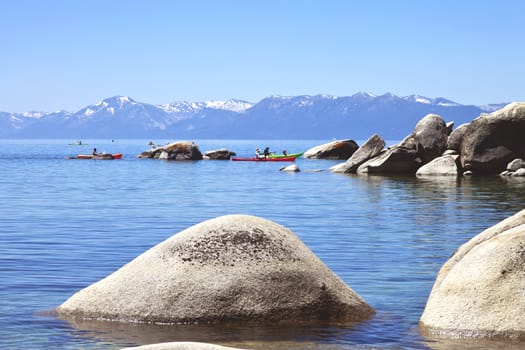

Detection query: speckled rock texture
xmin=420 ymin=209 xmax=525 ymax=339
xmin=57 ymin=215 xmax=374 ymax=325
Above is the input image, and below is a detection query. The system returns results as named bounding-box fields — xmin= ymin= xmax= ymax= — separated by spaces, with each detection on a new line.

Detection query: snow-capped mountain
xmin=0 ymin=93 xmax=509 ymax=139
xmin=159 ymin=99 xmax=253 ymax=119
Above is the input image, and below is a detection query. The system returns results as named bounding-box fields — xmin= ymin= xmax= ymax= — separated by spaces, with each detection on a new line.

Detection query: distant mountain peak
xmin=202 ymin=99 xmax=253 ymax=112
xmin=351 ymin=91 xmax=377 ymax=99
xmin=97 ymin=96 xmax=136 ymax=106
xmin=160 ymin=98 xmax=253 ymax=115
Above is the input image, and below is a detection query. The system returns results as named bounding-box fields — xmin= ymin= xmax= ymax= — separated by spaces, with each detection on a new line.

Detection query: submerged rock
xmin=279 ymin=164 xmax=300 ymax=172
xmin=420 ymin=209 xmax=525 ymax=339
xmin=57 ymin=215 xmax=374 ymax=325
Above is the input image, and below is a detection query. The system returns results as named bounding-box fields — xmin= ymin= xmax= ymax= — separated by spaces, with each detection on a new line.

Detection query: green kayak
xmin=268 ymin=152 xmax=303 ymax=159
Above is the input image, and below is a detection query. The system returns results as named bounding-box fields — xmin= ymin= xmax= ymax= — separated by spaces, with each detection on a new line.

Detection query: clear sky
xmin=1 ymin=0 xmax=524 ymax=112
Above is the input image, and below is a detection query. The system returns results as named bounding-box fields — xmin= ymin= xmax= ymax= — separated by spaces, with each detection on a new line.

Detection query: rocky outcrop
xmin=303 ymin=140 xmax=359 ymax=160
xmin=203 ymin=149 xmax=236 ymax=160
xmin=459 ymin=103 xmax=525 ymax=174
xmin=356 ymin=114 xmax=448 ymax=175
xmin=330 ymin=134 xmax=385 ymax=173
xmin=57 ymin=215 xmax=374 ymax=325
xmin=138 ymin=141 xmax=203 ymax=160
xmin=416 ymin=154 xmax=460 ymax=176
xmin=122 ymin=342 xmax=245 ymax=350
xmin=420 ymin=209 xmax=525 ymax=339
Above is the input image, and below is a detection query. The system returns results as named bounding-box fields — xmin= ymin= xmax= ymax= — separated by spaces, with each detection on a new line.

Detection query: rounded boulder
xmin=303 ymin=140 xmax=359 ymax=159
xmin=57 ymin=215 xmax=374 ymax=325
xmin=420 ymin=209 xmax=525 ymax=339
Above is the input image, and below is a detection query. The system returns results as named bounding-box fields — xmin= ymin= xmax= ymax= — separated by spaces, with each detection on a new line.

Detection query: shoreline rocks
xmin=327 ymin=102 xmax=524 ymax=177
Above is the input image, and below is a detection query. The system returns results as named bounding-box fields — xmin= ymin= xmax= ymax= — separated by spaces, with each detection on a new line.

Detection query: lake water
xmin=1 ymin=139 xmax=524 ymax=350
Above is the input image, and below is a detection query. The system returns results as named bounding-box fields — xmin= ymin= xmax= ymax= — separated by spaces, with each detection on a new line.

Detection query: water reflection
xmin=58 ymin=317 xmax=377 ymax=349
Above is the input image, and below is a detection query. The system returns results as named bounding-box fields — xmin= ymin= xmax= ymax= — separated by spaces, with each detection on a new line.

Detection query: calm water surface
xmin=1 ymin=139 xmax=524 ymax=350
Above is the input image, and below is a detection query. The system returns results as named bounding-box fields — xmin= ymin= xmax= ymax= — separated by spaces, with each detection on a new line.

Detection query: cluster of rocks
xmin=138 ymin=142 xmax=238 ymax=161
xmin=326 ymin=102 xmax=525 ymax=177
xmin=499 ymin=158 xmax=525 ymax=177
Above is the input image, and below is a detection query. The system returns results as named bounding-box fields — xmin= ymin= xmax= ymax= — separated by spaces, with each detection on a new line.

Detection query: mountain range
xmin=0 ymin=93 xmax=508 ymax=140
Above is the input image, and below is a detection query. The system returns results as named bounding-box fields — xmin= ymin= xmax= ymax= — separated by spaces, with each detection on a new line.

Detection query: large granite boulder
xmin=404 ymin=113 xmax=449 ymax=164
xmin=330 ymin=134 xmax=385 ymax=173
xmin=420 ymin=209 xmax=525 ymax=339
xmin=446 ymin=123 xmax=469 ymax=152
xmin=57 ymin=215 xmax=374 ymax=325
xmin=138 ymin=141 xmax=203 ymax=160
xmin=415 ymin=154 xmax=460 ymax=176
xmin=303 ymin=140 xmax=359 ymax=160
xmin=459 ymin=102 xmax=525 ymax=174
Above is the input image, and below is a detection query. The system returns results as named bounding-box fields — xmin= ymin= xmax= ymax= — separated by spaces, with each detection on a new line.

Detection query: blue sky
xmin=1 ymin=0 xmax=524 ymax=112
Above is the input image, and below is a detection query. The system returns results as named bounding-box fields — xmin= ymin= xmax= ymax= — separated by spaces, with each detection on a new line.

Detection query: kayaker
xmin=263 ymin=147 xmax=270 ymax=158
xmin=282 ymin=149 xmax=287 ymax=156
xmin=92 ymin=148 xmax=99 ymax=156
xmin=255 ymin=148 xmax=261 ymax=159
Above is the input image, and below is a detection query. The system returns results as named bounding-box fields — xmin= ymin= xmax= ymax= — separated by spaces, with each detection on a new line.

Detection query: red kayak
xmin=231 ymin=156 xmax=296 ymax=162
xmin=76 ymin=153 xmax=123 ymax=160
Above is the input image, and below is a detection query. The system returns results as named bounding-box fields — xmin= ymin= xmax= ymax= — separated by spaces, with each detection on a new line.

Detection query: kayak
xmin=231 ymin=156 xmax=296 ymax=162
xmin=76 ymin=153 xmax=123 ymax=160
xmin=268 ymin=152 xmax=303 ymax=159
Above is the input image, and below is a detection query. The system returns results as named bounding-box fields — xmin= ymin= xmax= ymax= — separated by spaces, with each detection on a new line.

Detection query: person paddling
xmin=92 ymin=148 xmax=99 ymax=156
xmin=263 ymin=147 xmax=270 ymax=158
